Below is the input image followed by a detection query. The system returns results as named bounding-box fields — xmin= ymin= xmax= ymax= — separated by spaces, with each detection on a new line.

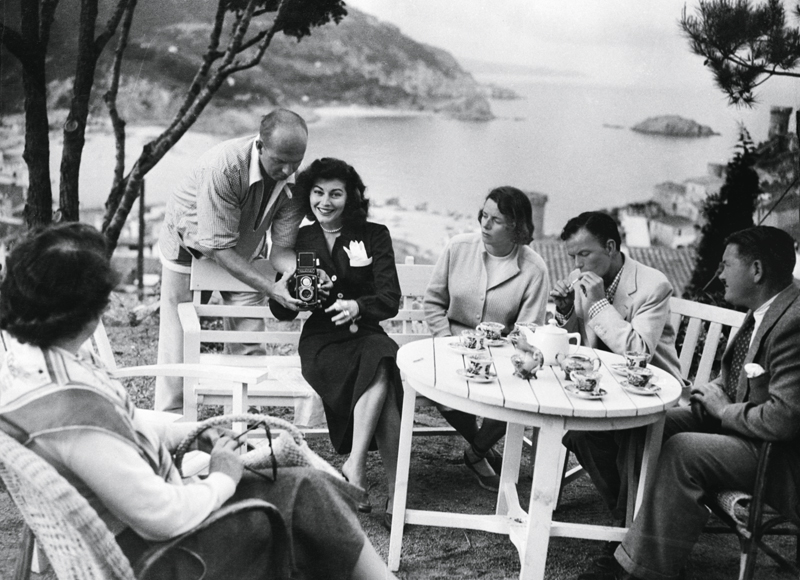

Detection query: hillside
xmin=0 ymin=2 xmax=492 ymax=122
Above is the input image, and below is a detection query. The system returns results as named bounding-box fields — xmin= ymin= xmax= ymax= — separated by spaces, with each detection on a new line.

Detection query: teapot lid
xmin=538 ymin=319 xmax=568 ymax=335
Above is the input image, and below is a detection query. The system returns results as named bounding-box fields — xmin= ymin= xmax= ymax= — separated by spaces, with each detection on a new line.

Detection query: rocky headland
xmin=0 ymin=3 xmax=494 ymax=123
xmin=631 ymin=115 xmax=718 ymax=137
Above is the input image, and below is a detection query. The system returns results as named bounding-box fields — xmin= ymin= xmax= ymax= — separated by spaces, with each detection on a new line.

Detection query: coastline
xmin=64 ymin=119 xmax=474 ymax=264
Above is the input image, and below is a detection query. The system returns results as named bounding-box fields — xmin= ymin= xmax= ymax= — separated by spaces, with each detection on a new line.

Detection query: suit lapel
xmin=611 ymin=257 xmax=637 ymax=321
xmin=307 ymin=224 xmax=336 ymax=273
xmin=736 ymin=284 xmax=800 ymax=400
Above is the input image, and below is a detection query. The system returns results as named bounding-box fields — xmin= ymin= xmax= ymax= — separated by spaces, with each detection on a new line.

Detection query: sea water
xmin=65 ymin=75 xmax=787 ymax=235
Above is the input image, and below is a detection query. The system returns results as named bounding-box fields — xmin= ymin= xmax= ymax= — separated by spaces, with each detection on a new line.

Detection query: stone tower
xmin=768 ymin=106 xmax=793 ymax=140
xmin=526 ymin=191 xmax=548 ymax=240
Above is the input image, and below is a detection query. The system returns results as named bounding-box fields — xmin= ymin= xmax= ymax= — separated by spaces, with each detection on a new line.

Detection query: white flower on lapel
xmin=343 ymin=240 xmax=372 ymax=267
xmin=744 ymin=363 xmax=765 ymax=379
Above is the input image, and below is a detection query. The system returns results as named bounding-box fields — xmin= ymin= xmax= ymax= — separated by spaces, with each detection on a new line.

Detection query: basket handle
xmin=174 ymin=413 xmax=304 ymax=474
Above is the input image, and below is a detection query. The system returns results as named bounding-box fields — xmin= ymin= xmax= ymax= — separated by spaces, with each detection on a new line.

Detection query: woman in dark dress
xmin=271 ymin=158 xmax=402 ymax=517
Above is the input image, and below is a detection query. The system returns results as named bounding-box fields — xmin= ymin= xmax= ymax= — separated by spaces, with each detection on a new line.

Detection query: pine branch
xmin=164 ymin=0 xmax=228 ymax=135
xmin=95 ymin=0 xmax=132 ymax=54
xmin=102 ymin=0 xmax=137 ymax=229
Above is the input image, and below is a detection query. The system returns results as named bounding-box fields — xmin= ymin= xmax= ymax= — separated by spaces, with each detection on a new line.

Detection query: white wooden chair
xmin=668 ymin=298 xmax=800 ymax=577
xmin=177 ymin=258 xmax=440 ymax=432
xmin=559 ymin=296 xmax=747 ymax=511
xmin=88 ymin=321 xmax=269 ymax=426
xmin=668 ymin=296 xmax=746 ymax=386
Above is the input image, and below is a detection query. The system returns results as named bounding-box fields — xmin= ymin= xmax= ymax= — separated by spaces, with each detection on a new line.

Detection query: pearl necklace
xmin=320 ymin=224 xmax=343 ymax=234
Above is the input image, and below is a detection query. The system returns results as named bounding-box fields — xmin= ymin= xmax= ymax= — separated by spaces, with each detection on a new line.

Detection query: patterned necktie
xmin=725 ymin=316 xmax=755 ymax=401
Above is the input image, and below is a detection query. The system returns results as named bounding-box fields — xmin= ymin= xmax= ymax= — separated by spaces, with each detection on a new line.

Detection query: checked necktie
xmin=724 ymin=316 xmax=755 ymax=401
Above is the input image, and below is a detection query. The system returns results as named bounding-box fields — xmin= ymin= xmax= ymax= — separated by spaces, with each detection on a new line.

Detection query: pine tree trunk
xmin=20 ymin=1 xmax=53 ymax=228
xmin=21 ymin=65 xmax=53 ymax=227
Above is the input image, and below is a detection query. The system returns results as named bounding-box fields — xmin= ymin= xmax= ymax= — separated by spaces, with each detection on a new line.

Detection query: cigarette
xmin=550 ymin=277 xmax=579 ymax=297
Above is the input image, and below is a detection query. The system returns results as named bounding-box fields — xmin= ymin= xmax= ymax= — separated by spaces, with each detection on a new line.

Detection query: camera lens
xmin=297 ymin=275 xmax=315 ymax=302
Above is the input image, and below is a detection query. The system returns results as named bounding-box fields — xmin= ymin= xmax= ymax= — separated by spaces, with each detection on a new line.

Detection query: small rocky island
xmin=631 ymin=115 xmax=718 ymax=137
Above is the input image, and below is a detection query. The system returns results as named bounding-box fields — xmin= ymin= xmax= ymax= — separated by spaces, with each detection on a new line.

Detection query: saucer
xmin=456 ymin=369 xmax=496 ymax=383
xmin=486 ymin=338 xmax=508 ymax=347
xmin=620 ymin=380 xmax=661 ymax=395
xmin=565 ymin=383 xmax=607 ymax=400
xmin=609 ymin=363 xmax=629 ymax=376
xmin=448 ymin=341 xmax=486 ymax=355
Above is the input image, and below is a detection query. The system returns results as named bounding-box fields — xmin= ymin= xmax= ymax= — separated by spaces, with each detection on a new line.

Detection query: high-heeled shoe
xmin=341 ymin=470 xmax=372 ymax=513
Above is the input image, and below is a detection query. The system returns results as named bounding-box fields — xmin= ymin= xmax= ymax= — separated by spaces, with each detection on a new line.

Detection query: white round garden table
xmin=388 ymin=337 xmax=682 ymax=580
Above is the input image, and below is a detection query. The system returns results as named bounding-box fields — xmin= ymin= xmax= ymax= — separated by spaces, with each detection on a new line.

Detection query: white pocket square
xmin=344 ymin=241 xmax=372 ymax=267
xmin=744 ymin=363 xmax=765 ymax=379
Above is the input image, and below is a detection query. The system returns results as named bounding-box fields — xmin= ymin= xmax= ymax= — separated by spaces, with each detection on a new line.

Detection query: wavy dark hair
xmin=476 ymin=186 xmax=535 ymax=245
xmin=294 ymin=158 xmax=369 ymax=229
xmin=0 ymin=222 xmax=120 ymax=347
xmin=560 ymin=211 xmax=621 ymax=251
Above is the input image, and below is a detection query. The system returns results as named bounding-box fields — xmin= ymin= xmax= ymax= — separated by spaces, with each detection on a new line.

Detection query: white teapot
xmin=522 ymin=320 xmax=581 ymax=366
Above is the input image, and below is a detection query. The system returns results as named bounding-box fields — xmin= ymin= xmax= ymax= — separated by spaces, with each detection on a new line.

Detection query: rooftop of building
xmin=530 ymin=239 xmax=696 ymax=296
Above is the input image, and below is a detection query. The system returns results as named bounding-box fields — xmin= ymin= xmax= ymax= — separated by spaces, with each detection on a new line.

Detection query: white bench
xmin=176 ymin=258 xmax=451 ymax=434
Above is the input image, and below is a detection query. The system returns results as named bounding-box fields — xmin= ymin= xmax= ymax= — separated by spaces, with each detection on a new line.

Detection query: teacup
xmin=477 ymin=321 xmax=504 ymax=341
xmin=556 ymin=353 xmax=601 ymax=380
xmin=466 ymin=353 xmax=494 ymax=377
xmin=460 ymin=329 xmax=486 ymax=350
xmin=626 ymin=367 xmax=654 ymax=388
xmin=624 ymin=351 xmax=648 ymax=369
xmin=571 ymin=369 xmax=602 ymax=393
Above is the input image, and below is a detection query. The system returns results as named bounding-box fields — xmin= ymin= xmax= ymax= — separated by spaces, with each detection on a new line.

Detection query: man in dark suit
xmin=588 ymin=225 xmax=800 ymax=580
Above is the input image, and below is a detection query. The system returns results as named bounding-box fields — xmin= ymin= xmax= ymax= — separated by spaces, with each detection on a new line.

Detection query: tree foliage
xmin=680 ymin=0 xmax=800 ymax=105
xmin=1 ymin=0 xmax=347 ymax=253
xmin=684 ymin=128 xmax=760 ymax=305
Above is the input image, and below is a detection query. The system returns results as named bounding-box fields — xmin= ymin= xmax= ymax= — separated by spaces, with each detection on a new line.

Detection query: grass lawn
xmin=0 ymin=294 xmax=797 ymax=579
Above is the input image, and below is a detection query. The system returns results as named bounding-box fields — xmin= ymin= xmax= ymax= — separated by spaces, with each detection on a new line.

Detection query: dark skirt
xmin=299 ymin=328 xmax=402 ymax=454
xmin=117 ymin=468 xmax=366 ymax=580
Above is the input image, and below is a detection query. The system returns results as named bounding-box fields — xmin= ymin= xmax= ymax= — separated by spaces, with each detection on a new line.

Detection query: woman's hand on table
xmin=209 ymin=436 xmax=244 ymax=484
xmin=325 ymin=299 xmax=359 ymax=326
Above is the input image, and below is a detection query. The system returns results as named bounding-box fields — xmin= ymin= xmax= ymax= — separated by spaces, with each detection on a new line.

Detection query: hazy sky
xmin=346 ymin=0 xmax=799 ymax=97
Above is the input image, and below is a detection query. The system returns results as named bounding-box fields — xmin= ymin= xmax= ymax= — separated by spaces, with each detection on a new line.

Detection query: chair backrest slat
xmin=669 ymin=297 xmax=746 ymax=385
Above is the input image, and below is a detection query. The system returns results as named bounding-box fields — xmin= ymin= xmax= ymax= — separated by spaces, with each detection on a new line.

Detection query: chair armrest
xmin=110 ymin=364 xmax=269 ymax=385
xmin=178 ymin=303 xmax=202 ymax=365
xmin=177 ymin=302 xmax=201 ymax=335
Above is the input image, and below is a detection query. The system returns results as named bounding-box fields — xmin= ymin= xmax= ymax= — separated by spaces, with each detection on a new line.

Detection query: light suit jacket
xmin=715 ymin=284 xmax=800 ymax=518
xmin=562 ymin=256 xmax=682 ymax=382
xmin=424 ymin=233 xmax=550 ymax=337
